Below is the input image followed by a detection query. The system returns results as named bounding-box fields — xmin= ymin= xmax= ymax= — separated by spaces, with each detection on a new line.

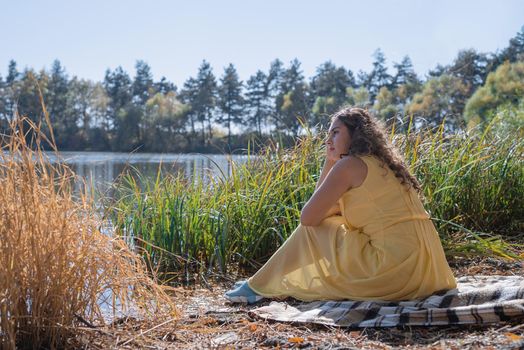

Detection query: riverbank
xmin=2 ymin=114 xmax=522 ymax=348
xmin=66 ymin=257 xmax=524 ymax=349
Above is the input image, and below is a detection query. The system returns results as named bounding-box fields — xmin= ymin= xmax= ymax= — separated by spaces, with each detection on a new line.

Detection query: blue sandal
xmin=224 ymin=281 xmax=264 ymax=304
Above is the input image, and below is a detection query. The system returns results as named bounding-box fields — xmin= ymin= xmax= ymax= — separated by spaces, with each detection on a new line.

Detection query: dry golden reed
xmin=0 ymin=116 xmax=176 ymax=349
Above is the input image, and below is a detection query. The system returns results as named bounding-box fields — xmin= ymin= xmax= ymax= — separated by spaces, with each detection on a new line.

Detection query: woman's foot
xmin=233 ymin=280 xmax=245 ymax=288
xmin=224 ymin=281 xmax=264 ymax=304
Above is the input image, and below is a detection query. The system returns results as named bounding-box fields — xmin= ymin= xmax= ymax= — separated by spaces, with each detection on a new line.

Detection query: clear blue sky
xmin=2 ymin=0 xmax=523 ymax=87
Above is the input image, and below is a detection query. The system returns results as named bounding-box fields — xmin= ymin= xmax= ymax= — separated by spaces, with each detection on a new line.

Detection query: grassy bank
xmin=109 ymin=116 xmax=523 ymax=283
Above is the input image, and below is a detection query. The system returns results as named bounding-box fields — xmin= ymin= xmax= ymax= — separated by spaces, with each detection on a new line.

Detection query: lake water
xmin=41 ymin=152 xmax=254 ymax=318
xmin=44 ymin=151 xmax=252 ymax=196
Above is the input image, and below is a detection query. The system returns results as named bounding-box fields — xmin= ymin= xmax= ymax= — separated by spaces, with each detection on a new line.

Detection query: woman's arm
xmin=313 ymin=159 xmax=340 ymax=218
xmin=300 ymin=156 xmax=367 ymax=226
xmin=315 ymin=159 xmax=337 ymax=191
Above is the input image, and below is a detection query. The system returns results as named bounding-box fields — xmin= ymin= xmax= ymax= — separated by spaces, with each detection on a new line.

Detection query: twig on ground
xmin=118 ymin=317 xmax=177 ymax=346
xmin=73 ymin=314 xmax=114 ymax=337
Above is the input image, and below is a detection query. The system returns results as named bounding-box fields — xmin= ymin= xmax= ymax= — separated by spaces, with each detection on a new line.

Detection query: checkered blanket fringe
xmin=251 ymin=276 xmax=524 ymax=327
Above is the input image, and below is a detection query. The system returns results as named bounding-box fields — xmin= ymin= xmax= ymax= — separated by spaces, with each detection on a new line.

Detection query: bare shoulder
xmin=335 ymin=155 xmax=367 ymax=173
xmin=333 ymin=155 xmax=368 ymax=188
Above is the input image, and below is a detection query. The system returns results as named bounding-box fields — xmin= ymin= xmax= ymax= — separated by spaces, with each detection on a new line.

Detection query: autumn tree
xmin=463 ymin=61 xmax=524 ymax=126
xmin=346 ymin=87 xmax=371 ymax=109
xmin=406 ymin=74 xmax=468 ymax=129
xmin=143 ymin=92 xmax=188 ymax=151
xmin=372 ymin=87 xmax=399 ymax=121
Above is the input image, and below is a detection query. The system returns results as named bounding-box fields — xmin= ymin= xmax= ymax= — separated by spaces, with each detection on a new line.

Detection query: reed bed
xmin=0 ymin=116 xmax=176 ymax=349
xmin=396 ymin=116 xmax=523 ymax=256
xmin=110 ymin=115 xmax=523 ymax=283
xmin=110 ymin=134 xmax=321 ymax=283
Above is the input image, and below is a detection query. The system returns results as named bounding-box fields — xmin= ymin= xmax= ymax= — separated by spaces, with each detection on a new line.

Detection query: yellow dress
xmin=248 ymin=155 xmax=457 ymax=301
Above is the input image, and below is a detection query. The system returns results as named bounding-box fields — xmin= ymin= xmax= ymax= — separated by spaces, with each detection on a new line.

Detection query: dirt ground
xmin=72 ymin=257 xmax=524 ymax=349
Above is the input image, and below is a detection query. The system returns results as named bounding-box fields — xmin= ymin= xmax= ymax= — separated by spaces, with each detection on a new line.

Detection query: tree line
xmin=0 ymin=26 xmax=523 ymax=153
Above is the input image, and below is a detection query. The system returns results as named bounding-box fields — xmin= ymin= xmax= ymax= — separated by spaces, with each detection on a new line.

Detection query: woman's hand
xmin=325 ymin=202 xmax=342 ymax=217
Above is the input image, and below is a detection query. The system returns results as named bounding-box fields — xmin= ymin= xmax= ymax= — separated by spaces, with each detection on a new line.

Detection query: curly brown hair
xmin=332 ymin=107 xmax=422 ymax=194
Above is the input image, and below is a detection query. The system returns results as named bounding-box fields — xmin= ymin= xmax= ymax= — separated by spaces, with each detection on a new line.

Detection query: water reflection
xmin=44 ymin=151 xmax=251 ymax=196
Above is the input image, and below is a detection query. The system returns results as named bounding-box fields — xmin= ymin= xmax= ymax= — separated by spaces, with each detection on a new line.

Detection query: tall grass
xmin=110 ymin=118 xmax=523 ymax=282
xmin=0 ymin=116 xmax=176 ymax=349
xmin=110 ymin=133 xmax=321 ymax=282
xmin=397 ymin=116 xmax=523 ymax=256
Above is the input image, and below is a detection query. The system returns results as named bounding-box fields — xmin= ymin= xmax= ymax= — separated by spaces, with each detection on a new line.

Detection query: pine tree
xmin=267 ymin=59 xmax=285 ymax=128
xmin=196 ymin=61 xmax=217 ymax=144
xmin=0 ymin=74 xmax=5 ymax=128
xmin=427 ymin=64 xmax=447 ymax=78
xmin=432 ymin=49 xmax=490 ymax=119
xmin=16 ymin=69 xmax=48 ymax=133
xmin=179 ymin=76 xmax=199 ymax=137
xmin=499 ymin=26 xmax=524 ymax=64
xmin=391 ymin=56 xmax=422 ymax=108
xmin=103 ymin=66 xmax=133 ymax=117
xmin=183 ymin=61 xmax=218 ymax=145
xmin=217 ymin=64 xmax=244 ymax=150
xmin=310 ymin=61 xmax=356 ymax=126
xmin=310 ymin=61 xmax=355 ymax=99
xmin=275 ymin=59 xmax=309 ymax=135
xmin=391 ymin=56 xmax=419 ymax=88
xmin=267 ymin=59 xmax=284 ymax=96
xmin=46 ymin=60 xmax=76 ymax=148
xmin=245 ymin=70 xmax=270 ymax=136
xmin=367 ymin=49 xmax=392 ymax=103
xmin=132 ymin=60 xmax=154 ymax=106
xmin=448 ymin=49 xmax=488 ymax=94
xmin=154 ymin=76 xmax=176 ymax=95
xmin=103 ymin=66 xmax=133 ymax=148
xmin=3 ymin=60 xmax=20 ymax=120
xmin=6 ymin=60 xmax=19 ymax=84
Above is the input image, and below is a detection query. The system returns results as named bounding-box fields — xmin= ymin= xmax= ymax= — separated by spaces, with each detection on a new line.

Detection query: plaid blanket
xmin=251 ymin=275 xmax=524 ymax=327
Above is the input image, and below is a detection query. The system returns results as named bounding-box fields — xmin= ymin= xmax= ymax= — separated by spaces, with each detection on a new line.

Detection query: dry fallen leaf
xmin=249 ymin=323 xmax=257 ymax=332
xmin=288 ymin=336 xmax=304 ymax=343
xmin=505 ymin=332 xmax=522 ymax=341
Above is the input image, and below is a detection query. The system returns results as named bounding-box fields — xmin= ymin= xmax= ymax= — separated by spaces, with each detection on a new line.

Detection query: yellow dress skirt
xmin=248 ymin=155 xmax=457 ymax=301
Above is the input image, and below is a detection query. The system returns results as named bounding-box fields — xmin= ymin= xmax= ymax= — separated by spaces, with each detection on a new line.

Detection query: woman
xmin=225 ymin=107 xmax=456 ymax=304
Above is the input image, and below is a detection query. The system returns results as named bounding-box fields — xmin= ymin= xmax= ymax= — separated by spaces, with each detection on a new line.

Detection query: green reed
xmin=109 ymin=119 xmax=523 ymax=281
xmin=400 ymin=115 xmax=523 ymax=246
